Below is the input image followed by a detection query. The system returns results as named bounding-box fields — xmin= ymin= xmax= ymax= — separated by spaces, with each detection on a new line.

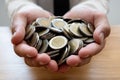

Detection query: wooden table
xmin=0 ymin=26 xmax=120 ymax=80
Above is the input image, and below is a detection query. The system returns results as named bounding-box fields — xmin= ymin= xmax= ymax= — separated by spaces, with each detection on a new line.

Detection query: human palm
xmin=63 ymin=5 xmax=110 ymax=69
xmin=11 ymin=5 xmax=110 ymax=73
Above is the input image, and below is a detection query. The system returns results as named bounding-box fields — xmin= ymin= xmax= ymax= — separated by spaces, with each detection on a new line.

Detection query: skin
xmin=11 ymin=4 xmax=110 ymax=73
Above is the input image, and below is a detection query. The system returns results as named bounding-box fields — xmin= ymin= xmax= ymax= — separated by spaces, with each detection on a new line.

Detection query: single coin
xmin=49 ymin=16 xmax=56 ymax=21
xmin=49 ymin=36 xmax=68 ymax=49
xmin=25 ymin=25 xmax=35 ymax=40
xmin=62 ymin=24 xmax=72 ymax=39
xmin=84 ymin=38 xmax=95 ymax=44
xmin=28 ymin=32 xmax=38 ymax=47
xmin=66 ymin=44 xmax=71 ymax=58
xmin=35 ymin=27 xmax=50 ymax=37
xmin=58 ymin=45 xmax=71 ymax=65
xmin=47 ymin=50 xmax=60 ymax=56
xmin=58 ymin=58 xmax=66 ymax=66
xmin=35 ymin=18 xmax=51 ymax=27
xmin=87 ymin=23 xmax=95 ymax=33
xmin=68 ymin=39 xmax=83 ymax=54
xmin=32 ymin=21 xmax=39 ymax=26
xmin=69 ymin=23 xmax=83 ymax=37
xmin=79 ymin=23 xmax=93 ymax=37
xmin=35 ymin=39 xmax=42 ymax=51
xmin=58 ymin=47 xmax=68 ymax=63
xmin=39 ymin=39 xmax=49 ymax=53
xmin=41 ymin=32 xmax=56 ymax=40
xmin=50 ymin=53 xmax=60 ymax=59
xmin=48 ymin=27 xmax=63 ymax=33
xmin=34 ymin=32 xmax=40 ymax=48
xmin=62 ymin=28 xmax=72 ymax=39
xmin=25 ymin=24 xmax=32 ymax=35
xmin=51 ymin=19 xmax=68 ymax=29
xmin=51 ymin=53 xmax=59 ymax=57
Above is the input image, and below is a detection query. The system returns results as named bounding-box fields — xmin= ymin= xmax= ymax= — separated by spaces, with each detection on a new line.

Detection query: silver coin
xmin=87 ymin=23 xmax=95 ymax=33
xmin=84 ymin=38 xmax=95 ymax=44
xmin=28 ymin=32 xmax=38 ymax=47
xmin=69 ymin=23 xmax=83 ymax=37
xmin=58 ymin=45 xmax=71 ymax=65
xmin=49 ymin=36 xmax=68 ymax=50
xmin=58 ymin=47 xmax=68 ymax=64
xmin=41 ymin=32 xmax=56 ymax=40
xmin=58 ymin=58 xmax=66 ymax=66
xmin=35 ymin=39 xmax=42 ymax=51
xmin=32 ymin=21 xmax=39 ymax=26
xmin=36 ymin=27 xmax=50 ymax=37
xmin=25 ymin=25 xmax=35 ymax=40
xmin=68 ymin=39 xmax=83 ymax=54
xmin=66 ymin=44 xmax=70 ymax=57
xmin=51 ymin=19 xmax=68 ymax=29
xmin=48 ymin=27 xmax=63 ymax=33
xmin=47 ymin=50 xmax=60 ymax=56
xmin=61 ymin=24 xmax=72 ymax=39
xmin=50 ymin=53 xmax=59 ymax=58
xmin=24 ymin=17 xmax=95 ymax=66
xmin=62 ymin=28 xmax=72 ymax=39
xmin=25 ymin=24 xmax=32 ymax=35
xmin=79 ymin=23 xmax=93 ymax=37
xmin=39 ymin=39 xmax=49 ymax=53
xmin=35 ymin=18 xmax=51 ymax=27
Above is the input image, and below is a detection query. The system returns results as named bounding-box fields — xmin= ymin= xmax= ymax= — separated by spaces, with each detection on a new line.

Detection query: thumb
xmin=93 ymin=13 xmax=110 ymax=44
xmin=11 ymin=15 xmax=27 ymax=45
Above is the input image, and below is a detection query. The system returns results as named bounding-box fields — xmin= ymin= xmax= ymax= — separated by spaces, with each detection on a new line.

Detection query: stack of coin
xmin=24 ymin=16 xmax=95 ymax=65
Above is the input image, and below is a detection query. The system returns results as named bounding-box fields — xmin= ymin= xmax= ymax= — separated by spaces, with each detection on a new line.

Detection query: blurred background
xmin=0 ymin=0 xmax=120 ymax=26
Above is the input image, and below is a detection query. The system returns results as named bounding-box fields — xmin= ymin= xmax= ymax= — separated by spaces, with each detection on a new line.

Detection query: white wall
xmin=107 ymin=0 xmax=120 ymax=25
xmin=0 ymin=0 xmax=120 ymax=26
xmin=0 ymin=0 xmax=10 ymax=26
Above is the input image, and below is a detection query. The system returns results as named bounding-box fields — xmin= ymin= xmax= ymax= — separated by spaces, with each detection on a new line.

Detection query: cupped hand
xmin=11 ymin=5 xmax=58 ymax=72
xmin=58 ymin=5 xmax=111 ymax=72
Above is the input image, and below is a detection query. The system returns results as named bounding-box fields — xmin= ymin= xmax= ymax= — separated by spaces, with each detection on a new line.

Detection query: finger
xmin=14 ymin=41 xmax=37 ymax=57
xmin=93 ymin=12 xmax=111 ymax=44
xmin=57 ymin=64 xmax=71 ymax=73
xmin=24 ymin=53 xmax=50 ymax=67
xmin=76 ymin=57 xmax=91 ymax=67
xmin=66 ymin=55 xmax=81 ymax=67
xmin=78 ymin=41 xmax=105 ymax=58
xmin=45 ymin=60 xmax=58 ymax=72
xmin=38 ymin=53 xmax=51 ymax=65
xmin=24 ymin=57 xmax=41 ymax=67
xmin=11 ymin=14 xmax=27 ymax=45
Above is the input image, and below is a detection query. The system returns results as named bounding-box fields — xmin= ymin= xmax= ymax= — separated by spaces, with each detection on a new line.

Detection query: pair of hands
xmin=11 ymin=5 xmax=110 ymax=73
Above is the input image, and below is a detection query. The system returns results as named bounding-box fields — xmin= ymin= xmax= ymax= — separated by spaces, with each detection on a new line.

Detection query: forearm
xmin=72 ymin=0 xmax=109 ymax=13
xmin=5 ymin=0 xmax=43 ymax=19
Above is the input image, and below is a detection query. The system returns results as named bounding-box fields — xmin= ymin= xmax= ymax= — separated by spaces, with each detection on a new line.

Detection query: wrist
xmin=71 ymin=0 xmax=108 ymax=14
xmin=7 ymin=1 xmax=43 ymax=20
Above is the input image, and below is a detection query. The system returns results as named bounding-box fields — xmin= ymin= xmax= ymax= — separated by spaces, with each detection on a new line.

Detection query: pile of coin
xmin=24 ymin=16 xmax=95 ymax=65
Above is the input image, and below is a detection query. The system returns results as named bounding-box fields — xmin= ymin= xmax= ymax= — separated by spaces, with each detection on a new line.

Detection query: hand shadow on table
xmin=28 ymin=63 xmax=92 ymax=80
